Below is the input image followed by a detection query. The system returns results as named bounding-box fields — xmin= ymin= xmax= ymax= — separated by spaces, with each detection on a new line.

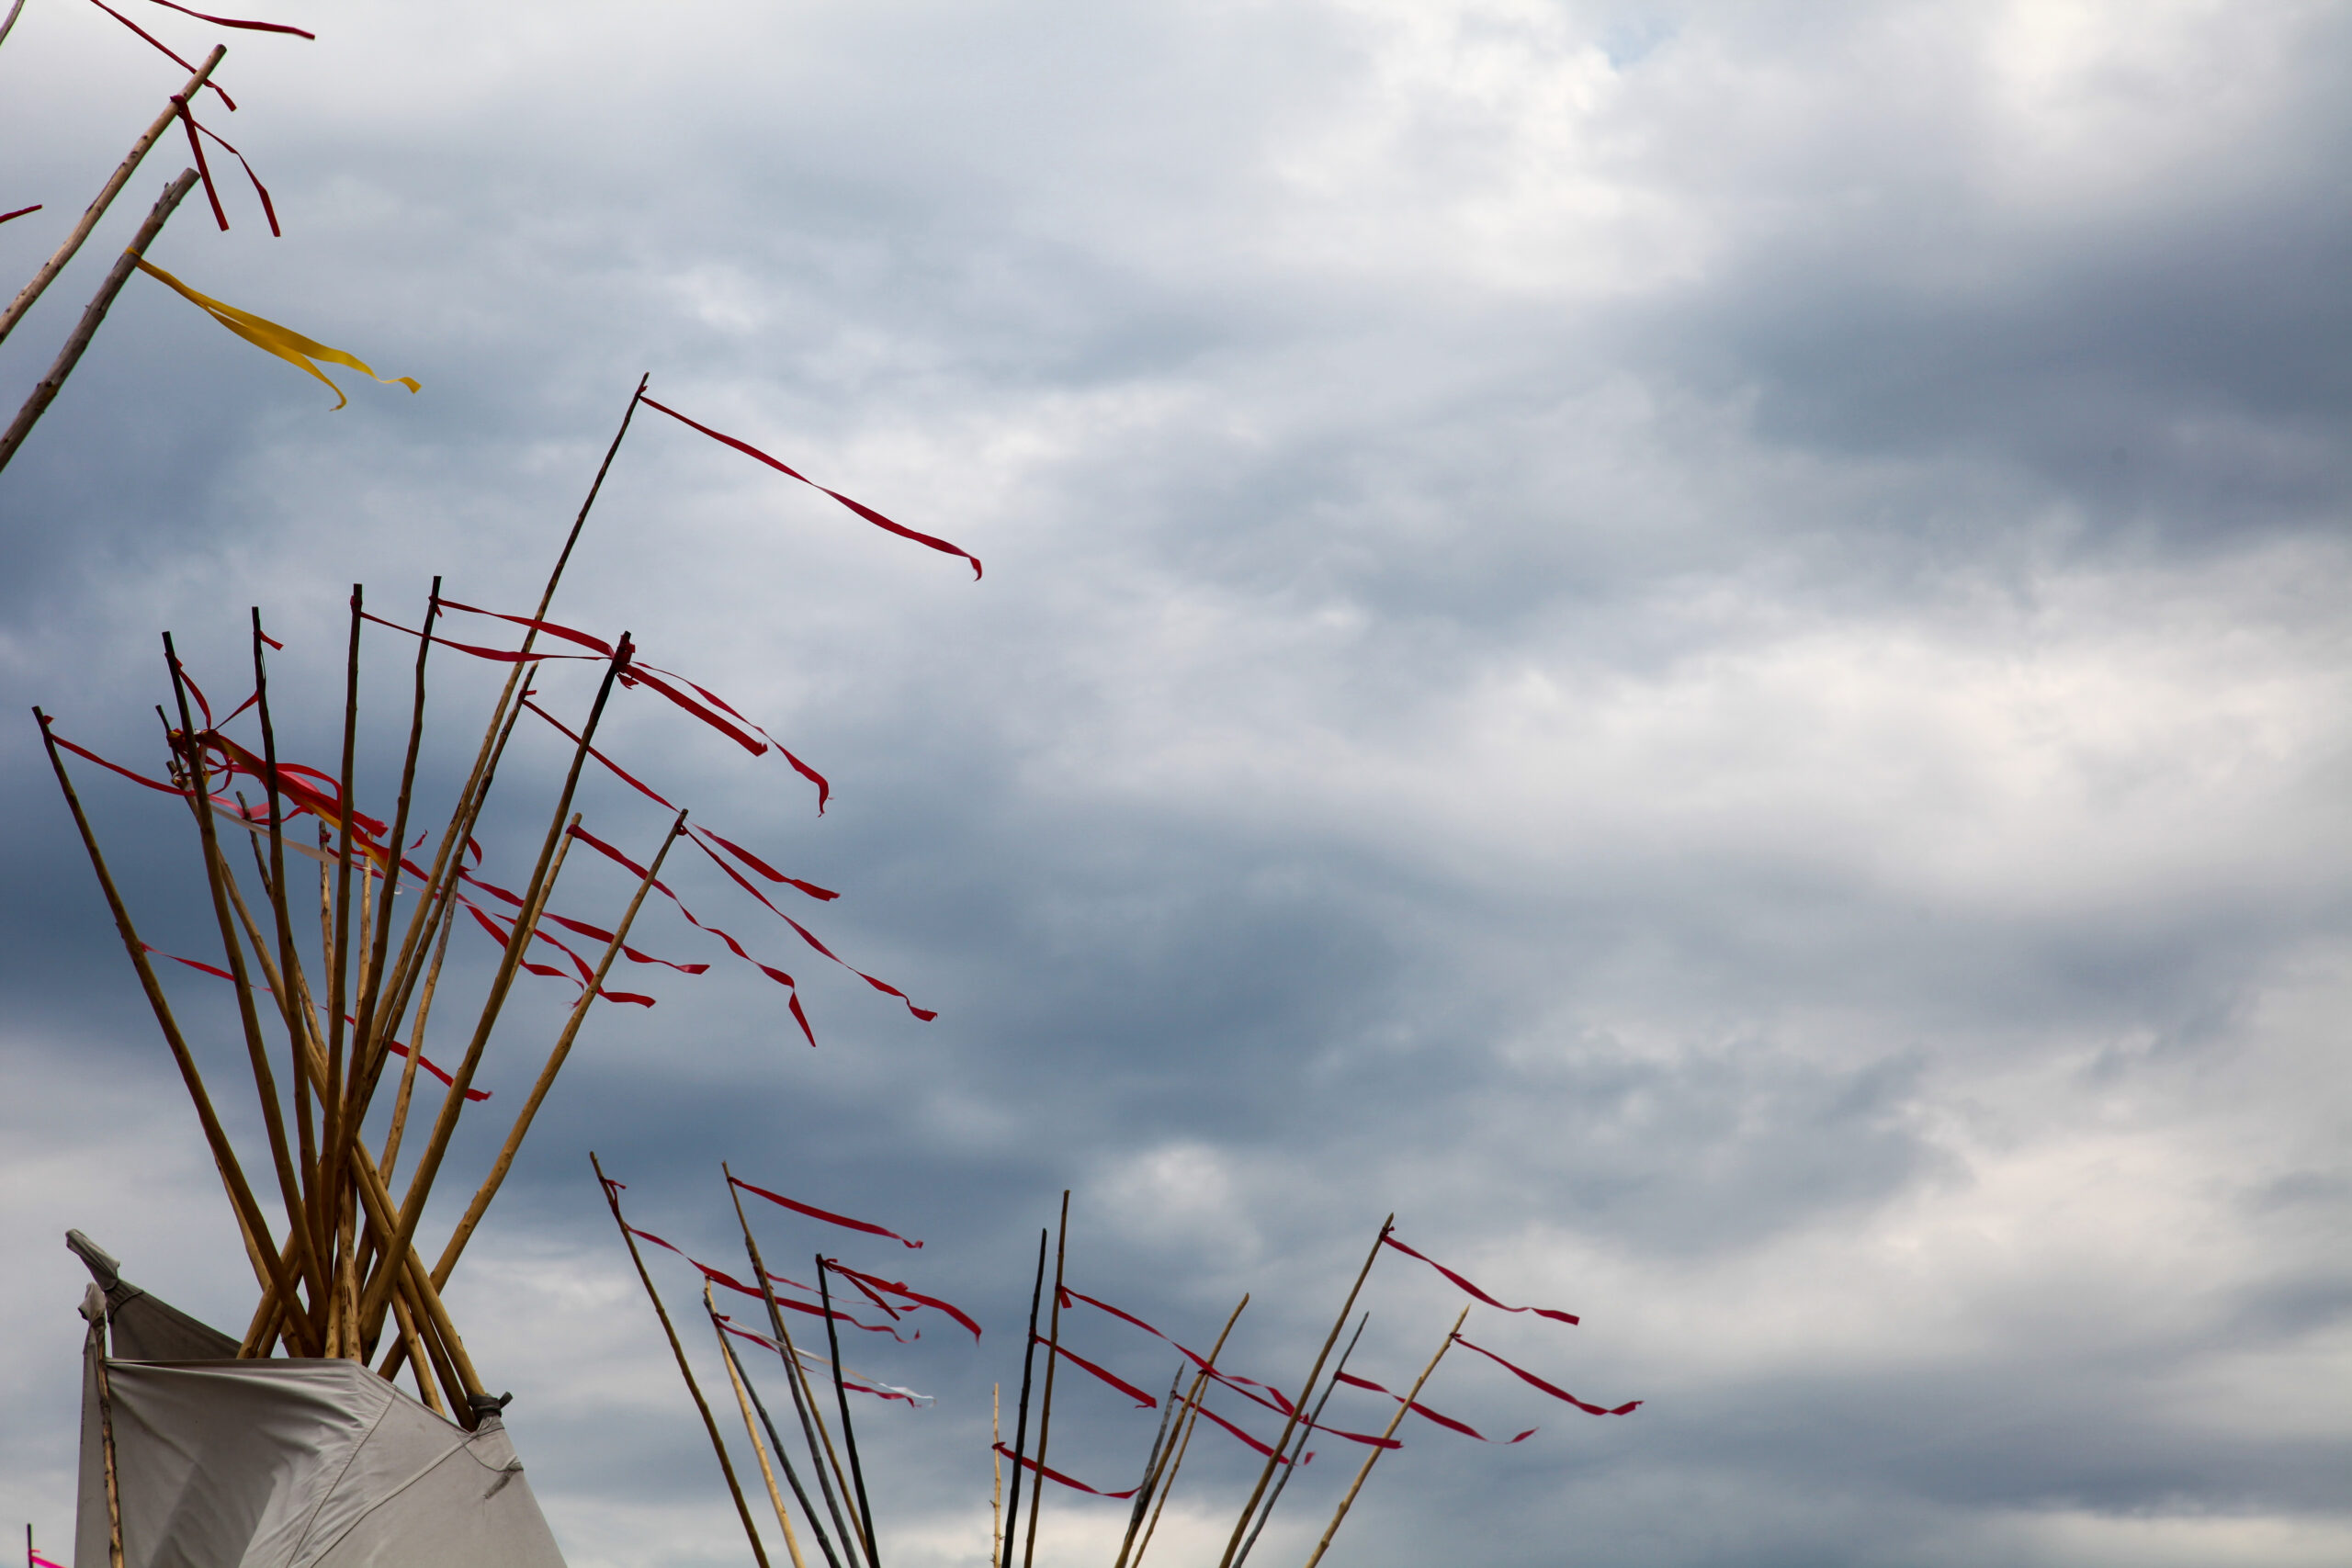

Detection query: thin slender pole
xmin=1215 ymin=1215 xmax=1394 ymax=1568
xmin=428 ymin=811 xmax=687 ymax=1287
xmin=90 ymin=1325 xmax=124 ymax=1568
xmin=318 ymin=588 xmax=364 ymax=1297
xmin=817 ymin=1258 xmax=880 ymax=1568
xmin=990 ymin=1383 xmax=1003 ymax=1568
xmin=0 ymin=0 xmax=28 ymax=55
xmin=998 ymin=1230 xmax=1046 ymax=1568
xmin=376 ymin=881 xmax=455 ymax=1177
xmin=1116 ymin=1365 xmax=1185 ymax=1551
xmin=1299 ymin=1309 xmax=1468 ymax=1568
xmin=592 ymin=1153 xmax=770 ymax=1568
xmin=741 ymin=1355 xmax=843 ymax=1568
xmin=1123 ymin=1294 xmax=1250 ymax=1568
xmin=1233 ymin=1313 xmax=1368 ymax=1568
xmin=729 ymin=1170 xmax=860 ymax=1561
xmin=0 ymin=47 xmax=222 ymax=348
xmin=728 ymin=1171 xmax=859 ymax=1567
xmin=347 ymin=579 xmax=439 ymax=1116
xmin=0 ymin=170 xmax=197 ymax=475
xmin=1020 ymin=1190 xmax=1069 ymax=1568
xmin=710 ymin=1285 xmax=810 ymax=1568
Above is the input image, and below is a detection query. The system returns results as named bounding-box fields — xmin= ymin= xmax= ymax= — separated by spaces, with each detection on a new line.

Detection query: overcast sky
xmin=3 ymin=2 xmax=2347 ymax=1565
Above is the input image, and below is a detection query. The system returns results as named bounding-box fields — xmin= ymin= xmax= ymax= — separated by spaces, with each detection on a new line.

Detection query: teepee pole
xmin=1232 ymin=1312 xmax=1368 ymax=1568
xmin=1121 ymin=1292 xmax=1249 ymax=1568
xmin=1020 ymin=1190 xmax=1069 ymax=1568
xmin=710 ymin=1285 xmax=811 ymax=1568
xmin=35 ymin=710 xmax=309 ymax=1350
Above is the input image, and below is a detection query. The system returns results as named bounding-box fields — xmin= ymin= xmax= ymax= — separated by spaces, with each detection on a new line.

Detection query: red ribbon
xmin=1187 ymin=1399 xmax=1300 ymax=1463
xmin=568 ymin=824 xmax=818 ymax=1046
xmin=1382 ymin=1234 xmax=1580 ymax=1325
xmin=0 ymin=204 xmax=40 ymax=224
xmin=1331 ymin=1371 xmax=1532 ymax=1443
xmin=385 ymin=1043 xmax=492 ymax=1101
xmin=992 ymin=1443 xmax=1139 ymax=1498
xmin=171 ymin=95 xmax=228 ymax=230
xmin=143 ymin=0 xmax=314 ymax=38
xmin=172 ymin=97 xmax=278 ymax=235
xmin=1449 ymin=1336 xmax=1639 ymax=1416
xmin=85 ymin=0 xmax=237 ymax=108
xmin=730 ymin=1175 xmax=922 ymax=1247
xmin=1036 ymin=1334 xmax=1155 ymax=1407
xmin=822 ymin=1258 xmax=982 ymax=1340
xmin=624 ymin=1224 xmax=902 ymax=1337
xmin=639 ymin=394 xmax=983 ymax=580
xmin=718 ymin=1318 xmax=922 ymax=1401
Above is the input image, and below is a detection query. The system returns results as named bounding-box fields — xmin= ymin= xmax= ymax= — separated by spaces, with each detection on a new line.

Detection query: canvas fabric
xmin=74 ymin=1273 xmax=566 ymax=1567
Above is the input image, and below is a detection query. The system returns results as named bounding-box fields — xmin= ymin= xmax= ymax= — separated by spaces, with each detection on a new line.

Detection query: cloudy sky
xmin=2 ymin=1 xmax=2346 ymax=1564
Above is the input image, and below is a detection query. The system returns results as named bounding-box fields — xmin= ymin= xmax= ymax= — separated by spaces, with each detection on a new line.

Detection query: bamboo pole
xmin=427 ymin=811 xmax=687 ymax=1290
xmin=593 ymin=1152 xmax=771 ymax=1568
xmin=0 ymin=170 xmax=197 ymax=475
xmin=998 ymin=1230 xmax=1046 ymax=1568
xmin=1214 ymin=1216 xmax=1394 ymax=1568
xmin=728 ymin=1168 xmax=860 ymax=1568
xmin=368 ymin=376 xmax=644 ymax=1034
xmin=1298 ymin=1310 xmax=1467 ymax=1568
xmin=991 ymin=1383 xmax=1004 ymax=1568
xmin=318 ymin=589 xmax=364 ymax=1271
xmin=1020 ymin=1190 xmax=1070 ymax=1568
xmin=377 ymin=884 xmax=455 ymax=1175
xmin=817 ymin=1258 xmax=880 ymax=1568
xmin=164 ymin=641 xmax=333 ymax=1339
xmin=362 ymin=637 xmax=632 ymax=1334
xmin=347 ymin=581 xmax=439 ymax=1099
xmin=0 ymin=47 xmax=222 ymax=348
xmin=1120 ymin=1294 xmax=1250 ymax=1568
xmin=729 ymin=1320 xmax=843 ymax=1568
xmin=1233 ymin=1313 xmax=1368 ymax=1568
xmin=710 ymin=1285 xmax=811 ymax=1568
xmin=35 ymin=709 xmax=310 ymax=1348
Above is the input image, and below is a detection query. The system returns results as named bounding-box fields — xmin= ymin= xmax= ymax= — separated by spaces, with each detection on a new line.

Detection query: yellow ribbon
xmin=131 ymin=254 xmax=420 ymax=411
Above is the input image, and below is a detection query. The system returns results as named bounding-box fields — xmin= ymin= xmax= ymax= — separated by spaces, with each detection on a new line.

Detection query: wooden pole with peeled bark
xmin=0 ymin=47 xmax=223 ymax=348
xmin=0 ymin=171 xmax=197 ymax=476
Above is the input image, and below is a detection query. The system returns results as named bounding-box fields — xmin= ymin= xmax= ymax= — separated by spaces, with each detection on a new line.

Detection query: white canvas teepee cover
xmin=74 ymin=1236 xmax=568 ymax=1568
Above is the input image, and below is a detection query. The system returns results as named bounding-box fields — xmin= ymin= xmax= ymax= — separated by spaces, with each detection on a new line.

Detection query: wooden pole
xmin=990 ymin=1383 xmax=1004 ymax=1568
xmin=0 ymin=0 xmax=28 ymax=55
xmin=997 ymin=1230 xmax=1046 ymax=1568
xmin=1232 ymin=1313 xmax=1368 ymax=1568
xmin=1298 ymin=1309 xmax=1467 ymax=1568
xmin=593 ymin=1153 xmax=770 ymax=1568
xmin=0 ymin=170 xmax=197 ymax=475
xmin=428 ymin=811 xmax=687 ymax=1289
xmin=35 ymin=709 xmax=310 ymax=1348
xmin=710 ymin=1285 xmax=811 ymax=1568
xmin=376 ymin=885 xmax=455 ymax=1176
xmin=385 ymin=1287 xmax=446 ymax=1415
xmin=1120 ymin=1294 xmax=1250 ymax=1568
xmin=728 ymin=1319 xmax=844 ymax=1568
xmin=164 ymin=637 xmax=333 ymax=1336
xmin=89 ymin=1323 xmax=125 ymax=1568
xmin=727 ymin=1168 xmax=859 ymax=1568
xmin=318 ymin=587 xmax=364 ymax=1301
xmin=1019 ymin=1190 xmax=1069 ymax=1568
xmin=0 ymin=47 xmax=222 ymax=348
xmin=817 ymin=1258 xmax=881 ymax=1568
xmin=1214 ymin=1215 xmax=1393 ymax=1568
xmin=346 ymin=580 xmax=439 ymax=1120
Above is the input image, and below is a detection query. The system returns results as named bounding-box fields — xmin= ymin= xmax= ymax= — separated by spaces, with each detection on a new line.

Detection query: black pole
xmin=1233 ymin=1312 xmax=1371 ymax=1568
xmin=999 ymin=1229 xmax=1048 ymax=1568
xmin=736 ymin=1348 xmax=843 ymax=1568
xmin=818 ymin=1257 xmax=881 ymax=1568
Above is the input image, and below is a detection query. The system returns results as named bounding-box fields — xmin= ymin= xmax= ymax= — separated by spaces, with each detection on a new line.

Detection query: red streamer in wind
xmin=85 ymin=0 xmax=236 ymax=108
xmin=719 ymin=1318 xmax=924 ymax=1400
xmin=1382 ymin=1234 xmax=1580 ymax=1325
xmin=823 ymin=1258 xmax=982 ymax=1340
xmin=0 ymin=205 xmax=40 ymax=224
xmin=623 ymin=1224 xmax=902 ymax=1337
xmin=143 ymin=0 xmax=314 ymax=38
xmin=568 ymin=824 xmax=818 ymax=1046
xmin=639 ymin=394 xmax=983 ymax=580
xmin=178 ymin=102 xmax=278 ymax=235
xmin=1332 ymin=1371 xmax=1532 ymax=1443
xmin=731 ymin=1175 xmax=922 ymax=1247
xmin=1449 ymin=1336 xmax=1639 ymax=1416
xmin=1037 ymin=1334 xmax=1155 ymax=1407
xmin=385 ymin=1043 xmax=492 ymax=1101
xmin=172 ymin=95 xmax=228 ymax=230
xmin=993 ymin=1444 xmax=1139 ymax=1498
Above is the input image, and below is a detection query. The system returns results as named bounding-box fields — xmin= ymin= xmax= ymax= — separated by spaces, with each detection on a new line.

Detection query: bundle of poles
xmin=34 ymin=387 xmax=668 ymax=1428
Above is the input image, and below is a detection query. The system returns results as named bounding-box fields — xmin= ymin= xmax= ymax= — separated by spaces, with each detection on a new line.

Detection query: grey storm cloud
xmin=3 ymin=3 xmax=2347 ymax=1567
